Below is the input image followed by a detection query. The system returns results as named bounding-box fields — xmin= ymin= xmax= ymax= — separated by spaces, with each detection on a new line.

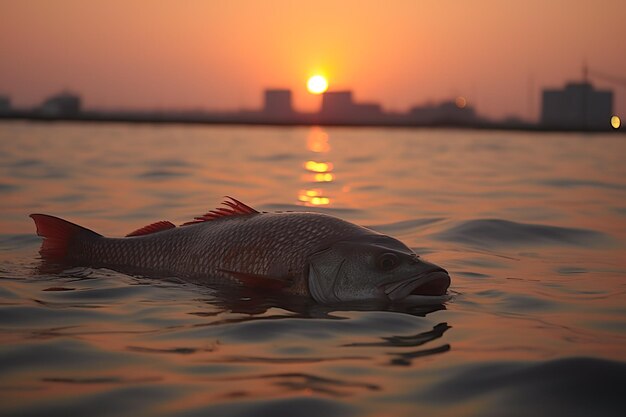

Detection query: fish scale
xmin=52 ymin=211 xmax=373 ymax=294
xmin=30 ymin=197 xmax=450 ymax=303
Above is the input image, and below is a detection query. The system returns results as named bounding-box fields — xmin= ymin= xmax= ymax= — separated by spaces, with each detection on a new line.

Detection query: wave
xmin=136 ymin=169 xmax=188 ymax=179
xmin=0 ymin=234 xmax=41 ymax=251
xmin=433 ymin=219 xmax=612 ymax=248
xmin=538 ymin=178 xmax=626 ymax=191
xmin=250 ymin=153 xmax=299 ymax=162
xmin=0 ymin=183 xmax=19 ymax=193
xmin=412 ymin=357 xmax=626 ymax=417
xmin=366 ymin=218 xmax=445 ymax=234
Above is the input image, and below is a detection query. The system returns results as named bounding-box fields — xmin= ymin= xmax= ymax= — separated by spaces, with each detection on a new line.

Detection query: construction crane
xmin=588 ymin=67 xmax=626 ymax=87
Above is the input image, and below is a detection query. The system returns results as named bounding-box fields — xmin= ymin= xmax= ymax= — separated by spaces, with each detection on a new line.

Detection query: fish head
xmin=307 ymin=234 xmax=450 ymax=304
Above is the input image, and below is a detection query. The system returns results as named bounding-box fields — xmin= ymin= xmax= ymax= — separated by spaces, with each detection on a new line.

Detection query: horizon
xmin=1 ymin=0 xmax=624 ymax=121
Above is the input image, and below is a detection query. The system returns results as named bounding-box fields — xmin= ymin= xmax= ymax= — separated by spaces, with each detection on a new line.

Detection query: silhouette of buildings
xmin=541 ymin=81 xmax=613 ymax=130
xmin=263 ymin=89 xmax=293 ymax=120
xmin=0 ymin=95 xmax=10 ymax=114
xmin=319 ymin=90 xmax=383 ymax=123
xmin=40 ymin=91 xmax=82 ymax=116
xmin=409 ymin=98 xmax=477 ymax=125
xmin=2 ymin=79 xmax=619 ymax=131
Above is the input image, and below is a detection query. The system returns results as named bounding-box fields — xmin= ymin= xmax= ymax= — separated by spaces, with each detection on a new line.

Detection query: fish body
xmin=31 ymin=197 xmax=451 ymax=304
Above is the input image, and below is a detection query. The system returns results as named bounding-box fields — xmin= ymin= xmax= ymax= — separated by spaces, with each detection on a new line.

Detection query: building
xmin=541 ymin=82 xmax=613 ymax=130
xmin=409 ymin=99 xmax=477 ymax=125
xmin=319 ymin=90 xmax=383 ymax=123
xmin=0 ymin=95 xmax=10 ymax=114
xmin=40 ymin=92 xmax=82 ymax=116
xmin=263 ymin=89 xmax=293 ymax=120
xmin=320 ymin=90 xmax=353 ymax=118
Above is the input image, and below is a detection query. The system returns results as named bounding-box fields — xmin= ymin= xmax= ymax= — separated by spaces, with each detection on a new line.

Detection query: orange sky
xmin=1 ymin=0 xmax=624 ymax=121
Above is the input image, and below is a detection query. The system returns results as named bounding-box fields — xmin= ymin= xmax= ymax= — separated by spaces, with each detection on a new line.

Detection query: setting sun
xmin=307 ymin=75 xmax=328 ymax=94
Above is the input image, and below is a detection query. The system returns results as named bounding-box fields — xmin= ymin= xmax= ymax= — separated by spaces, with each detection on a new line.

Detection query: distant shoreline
xmin=0 ymin=113 xmax=622 ymax=134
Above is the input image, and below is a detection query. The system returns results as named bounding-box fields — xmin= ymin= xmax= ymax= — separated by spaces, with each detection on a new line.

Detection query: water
xmin=1 ymin=122 xmax=625 ymax=416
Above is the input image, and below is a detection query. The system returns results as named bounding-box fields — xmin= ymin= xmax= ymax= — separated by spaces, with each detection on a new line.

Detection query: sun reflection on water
xmin=314 ymin=173 xmax=334 ymax=182
xmin=304 ymin=160 xmax=333 ymax=173
xmin=300 ymin=127 xmax=335 ymax=206
xmin=307 ymin=127 xmax=331 ymax=153
xmin=298 ymin=188 xmax=330 ymax=205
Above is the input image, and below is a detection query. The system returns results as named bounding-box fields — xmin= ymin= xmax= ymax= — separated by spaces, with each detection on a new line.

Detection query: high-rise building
xmin=263 ymin=89 xmax=293 ymax=120
xmin=409 ymin=100 xmax=477 ymax=125
xmin=320 ymin=91 xmax=353 ymax=118
xmin=541 ymin=82 xmax=613 ymax=130
xmin=40 ymin=92 xmax=82 ymax=116
xmin=319 ymin=91 xmax=383 ymax=122
xmin=0 ymin=95 xmax=10 ymax=114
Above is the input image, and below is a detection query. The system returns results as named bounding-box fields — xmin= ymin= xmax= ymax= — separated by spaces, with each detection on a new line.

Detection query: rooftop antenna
xmin=582 ymin=59 xmax=589 ymax=130
xmin=527 ymin=72 xmax=535 ymax=122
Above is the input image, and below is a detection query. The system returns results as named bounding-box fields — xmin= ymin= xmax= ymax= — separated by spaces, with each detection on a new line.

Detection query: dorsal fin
xmin=126 ymin=221 xmax=176 ymax=237
xmin=182 ymin=196 xmax=259 ymax=226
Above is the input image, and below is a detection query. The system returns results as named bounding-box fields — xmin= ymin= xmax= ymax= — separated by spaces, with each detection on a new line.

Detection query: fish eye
xmin=378 ymin=253 xmax=399 ymax=271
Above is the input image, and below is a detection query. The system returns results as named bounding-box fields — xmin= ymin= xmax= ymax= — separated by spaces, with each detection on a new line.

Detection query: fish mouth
xmin=382 ymin=270 xmax=451 ymax=301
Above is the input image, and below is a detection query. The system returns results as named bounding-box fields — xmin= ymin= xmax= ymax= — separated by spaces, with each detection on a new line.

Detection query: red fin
xmin=218 ymin=269 xmax=292 ymax=291
xmin=182 ymin=196 xmax=259 ymax=226
xmin=30 ymin=214 xmax=101 ymax=261
xmin=126 ymin=221 xmax=175 ymax=237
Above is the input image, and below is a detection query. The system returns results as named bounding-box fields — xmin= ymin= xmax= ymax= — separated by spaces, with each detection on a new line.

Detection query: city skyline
xmin=1 ymin=1 xmax=625 ymax=120
xmin=3 ymin=77 xmax=618 ymax=131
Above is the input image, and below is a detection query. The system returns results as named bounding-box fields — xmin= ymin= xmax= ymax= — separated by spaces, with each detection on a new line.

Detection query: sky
xmin=1 ymin=0 xmax=625 ymax=121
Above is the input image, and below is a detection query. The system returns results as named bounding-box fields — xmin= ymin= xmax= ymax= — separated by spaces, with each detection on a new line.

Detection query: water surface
xmin=1 ymin=122 xmax=625 ymax=416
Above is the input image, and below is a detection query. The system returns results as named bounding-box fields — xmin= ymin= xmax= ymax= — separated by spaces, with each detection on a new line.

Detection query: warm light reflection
xmin=611 ymin=115 xmax=621 ymax=129
xmin=304 ymin=160 xmax=333 ymax=172
xmin=300 ymin=127 xmax=334 ymax=206
xmin=307 ymin=127 xmax=331 ymax=153
xmin=455 ymin=96 xmax=467 ymax=109
xmin=298 ymin=189 xmax=330 ymax=205
xmin=314 ymin=173 xmax=334 ymax=182
xmin=307 ymin=75 xmax=329 ymax=94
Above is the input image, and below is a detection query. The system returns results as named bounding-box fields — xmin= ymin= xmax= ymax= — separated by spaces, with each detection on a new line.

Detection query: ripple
xmin=0 ymin=340 xmax=141 ymax=374
xmin=204 ymin=355 xmax=368 ymax=364
xmin=388 ymin=344 xmax=451 ymax=366
xmin=0 ymin=234 xmax=41 ymax=251
xmin=366 ymin=218 xmax=445 ymax=234
xmin=250 ymin=153 xmax=298 ymax=162
xmin=342 ymin=322 xmax=450 ymax=348
xmin=9 ymin=158 xmax=66 ymax=179
xmin=145 ymin=158 xmax=195 ymax=168
xmin=218 ymin=372 xmax=380 ymax=397
xmin=0 ymin=305 xmax=106 ymax=326
xmin=50 ymin=193 xmax=85 ymax=203
xmin=412 ymin=357 xmax=626 ymax=417
xmin=136 ymin=169 xmax=187 ymax=179
xmin=42 ymin=375 xmax=161 ymax=384
xmin=4 ymin=384 xmax=183 ymax=417
xmin=126 ymin=345 xmax=214 ymax=355
xmin=538 ymin=178 xmax=626 ymax=191
xmin=556 ymin=266 xmax=588 ymax=275
xmin=0 ymin=183 xmax=19 ymax=193
xmin=178 ymin=396 xmax=357 ymax=417
xmin=433 ymin=219 xmax=612 ymax=248
xmin=455 ymin=271 xmax=490 ymax=278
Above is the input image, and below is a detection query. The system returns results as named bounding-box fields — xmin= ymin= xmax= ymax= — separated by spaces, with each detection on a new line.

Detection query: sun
xmin=307 ymin=75 xmax=328 ymax=94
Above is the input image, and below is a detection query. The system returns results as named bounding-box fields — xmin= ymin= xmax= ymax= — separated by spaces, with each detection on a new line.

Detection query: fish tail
xmin=30 ymin=214 xmax=102 ymax=261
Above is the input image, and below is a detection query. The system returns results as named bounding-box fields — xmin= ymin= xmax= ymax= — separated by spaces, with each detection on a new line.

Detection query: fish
xmin=30 ymin=197 xmax=451 ymax=304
